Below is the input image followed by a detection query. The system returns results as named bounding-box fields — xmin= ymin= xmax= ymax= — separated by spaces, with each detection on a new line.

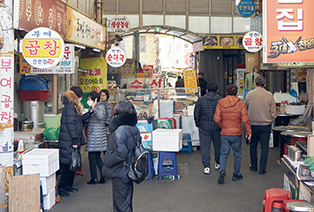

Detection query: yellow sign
xmin=203 ymin=35 xmax=244 ymax=49
xmin=78 ymin=57 xmax=107 ymax=93
xmin=19 ymin=53 xmax=31 ymax=74
xmin=183 ymin=69 xmax=198 ymax=94
xmin=117 ymin=59 xmax=135 ymax=76
xmin=22 ymin=39 xmax=63 ymax=57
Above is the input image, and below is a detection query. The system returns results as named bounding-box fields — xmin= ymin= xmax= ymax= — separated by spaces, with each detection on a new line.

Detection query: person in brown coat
xmin=214 ymin=84 xmax=252 ymax=184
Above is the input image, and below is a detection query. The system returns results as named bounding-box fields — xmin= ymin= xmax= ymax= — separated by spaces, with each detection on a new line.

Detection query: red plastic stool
xmin=263 ymin=188 xmax=291 ymax=212
xmin=282 ymin=199 xmax=308 ymax=212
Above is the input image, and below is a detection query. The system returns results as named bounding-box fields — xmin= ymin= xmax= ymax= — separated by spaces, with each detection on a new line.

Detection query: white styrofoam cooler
xmin=153 ymin=129 xmax=182 ymax=152
xmin=286 ymin=105 xmax=305 ymax=115
xmin=43 ymin=188 xmax=56 ymax=210
xmin=40 ymin=173 xmax=56 ymax=195
xmin=22 ymin=149 xmax=59 ymax=177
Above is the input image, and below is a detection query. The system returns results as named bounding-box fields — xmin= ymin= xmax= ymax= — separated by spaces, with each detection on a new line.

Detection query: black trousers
xmin=112 ymin=178 xmax=133 ymax=212
xmin=199 ymin=129 xmax=221 ymax=168
xmin=250 ymin=124 xmax=272 ymax=170
xmin=58 ymin=163 xmax=75 ymax=188
xmin=88 ymin=151 xmax=104 ymax=180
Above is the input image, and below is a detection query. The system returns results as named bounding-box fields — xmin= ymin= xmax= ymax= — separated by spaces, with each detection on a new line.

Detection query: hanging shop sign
xmin=22 ymin=27 xmax=64 ymax=68
xmin=110 ymin=15 xmax=130 ymax=34
xmin=243 ymin=31 xmax=263 ymax=53
xmin=203 ymin=35 xmax=244 ymax=49
xmin=143 ymin=65 xmax=153 ymax=78
xmin=116 ymin=59 xmax=135 ymax=76
xmin=183 ymin=69 xmax=198 ymax=94
xmin=14 ymin=0 xmax=67 ymax=38
xmin=78 ymin=57 xmax=107 ymax=93
xmin=65 ymin=6 xmax=106 ymax=50
xmin=263 ymin=0 xmax=314 ymax=63
xmin=31 ymin=44 xmax=75 ymax=74
xmin=250 ymin=14 xmax=262 ymax=33
xmin=106 ymin=47 xmax=126 ymax=68
xmin=19 ymin=53 xmax=31 ymax=74
xmin=238 ymin=0 xmax=256 ymax=17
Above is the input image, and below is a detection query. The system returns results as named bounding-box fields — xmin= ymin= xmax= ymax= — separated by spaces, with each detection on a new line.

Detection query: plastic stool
xmin=158 ymin=151 xmax=178 ymax=180
xmin=147 ymin=151 xmax=154 ymax=180
xmin=282 ymin=199 xmax=308 ymax=212
xmin=263 ymin=188 xmax=291 ymax=212
xmin=180 ymin=134 xmax=193 ymax=154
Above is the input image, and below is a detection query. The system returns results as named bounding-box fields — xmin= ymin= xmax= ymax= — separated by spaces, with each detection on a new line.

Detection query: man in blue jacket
xmin=194 ymin=82 xmax=221 ymax=174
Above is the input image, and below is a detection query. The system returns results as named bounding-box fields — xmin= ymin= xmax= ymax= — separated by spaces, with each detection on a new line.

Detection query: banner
xmin=203 ymin=35 xmax=244 ymax=49
xmin=15 ymin=0 xmax=67 ymax=38
xmin=78 ymin=57 xmax=107 ymax=93
xmin=117 ymin=59 xmax=135 ymax=76
xmin=65 ymin=7 xmax=106 ymax=50
xmin=183 ymin=69 xmax=198 ymax=94
xmin=263 ymin=0 xmax=314 ymax=63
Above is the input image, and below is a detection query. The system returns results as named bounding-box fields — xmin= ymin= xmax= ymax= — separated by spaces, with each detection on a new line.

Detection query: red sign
xmin=110 ymin=15 xmax=130 ymax=34
xmin=106 ymin=47 xmax=126 ymax=68
xmin=263 ymin=0 xmax=314 ymax=63
xmin=243 ymin=31 xmax=263 ymax=53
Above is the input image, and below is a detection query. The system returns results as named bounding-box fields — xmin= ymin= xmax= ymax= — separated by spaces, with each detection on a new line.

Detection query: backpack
xmin=124 ymin=128 xmax=149 ymax=184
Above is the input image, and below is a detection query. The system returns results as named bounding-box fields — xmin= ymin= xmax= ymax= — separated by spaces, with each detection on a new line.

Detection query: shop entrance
xmin=223 ymin=51 xmax=243 ymax=91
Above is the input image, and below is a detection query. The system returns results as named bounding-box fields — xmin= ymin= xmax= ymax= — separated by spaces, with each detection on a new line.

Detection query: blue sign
xmin=238 ymin=0 xmax=255 ymax=17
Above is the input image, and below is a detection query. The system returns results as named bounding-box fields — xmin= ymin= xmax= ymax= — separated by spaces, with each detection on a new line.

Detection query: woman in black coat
xmin=57 ymin=86 xmax=95 ymax=197
xmin=103 ymin=101 xmax=140 ymax=212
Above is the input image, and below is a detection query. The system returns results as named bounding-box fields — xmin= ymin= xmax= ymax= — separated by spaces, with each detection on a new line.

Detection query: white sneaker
xmin=204 ymin=167 xmax=210 ymax=175
xmin=215 ymin=163 xmax=220 ymax=170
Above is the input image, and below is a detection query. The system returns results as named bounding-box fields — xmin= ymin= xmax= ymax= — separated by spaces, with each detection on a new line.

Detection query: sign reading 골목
xmin=22 ymin=27 xmax=64 ymax=68
xmin=243 ymin=31 xmax=263 ymax=53
xmin=238 ymin=0 xmax=256 ymax=17
xmin=110 ymin=15 xmax=130 ymax=34
xmin=106 ymin=47 xmax=126 ymax=68
xmin=263 ymin=0 xmax=314 ymax=63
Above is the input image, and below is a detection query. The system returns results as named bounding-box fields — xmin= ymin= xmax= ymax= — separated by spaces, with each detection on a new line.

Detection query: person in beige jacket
xmin=245 ymin=76 xmax=276 ymax=175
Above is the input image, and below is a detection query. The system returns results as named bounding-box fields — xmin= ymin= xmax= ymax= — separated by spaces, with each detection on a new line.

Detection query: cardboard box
xmin=22 ymin=149 xmax=59 ymax=177
xmin=43 ymin=188 xmax=56 ymax=210
xmin=40 ymin=173 xmax=56 ymax=195
xmin=286 ymin=105 xmax=305 ymax=115
xmin=153 ymin=129 xmax=182 ymax=152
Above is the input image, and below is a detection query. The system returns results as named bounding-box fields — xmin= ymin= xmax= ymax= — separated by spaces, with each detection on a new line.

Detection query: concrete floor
xmin=49 ymin=144 xmax=283 ymax=212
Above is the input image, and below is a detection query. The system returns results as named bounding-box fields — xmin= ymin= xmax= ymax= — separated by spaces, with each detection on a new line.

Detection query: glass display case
xmin=115 ymin=87 xmax=200 ymax=119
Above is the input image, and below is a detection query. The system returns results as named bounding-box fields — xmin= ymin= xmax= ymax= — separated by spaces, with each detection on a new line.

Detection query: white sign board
xmin=31 ymin=44 xmax=75 ymax=74
xmin=106 ymin=47 xmax=126 ymax=68
xmin=110 ymin=15 xmax=130 ymax=34
xmin=242 ymin=31 xmax=263 ymax=53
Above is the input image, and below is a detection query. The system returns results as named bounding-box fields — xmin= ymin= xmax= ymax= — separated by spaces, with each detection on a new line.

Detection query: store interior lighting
xmin=74 ymin=44 xmax=86 ymax=49
xmin=93 ymin=48 xmax=101 ymax=52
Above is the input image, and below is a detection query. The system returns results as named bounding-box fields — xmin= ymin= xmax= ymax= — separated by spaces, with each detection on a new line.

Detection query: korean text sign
xmin=106 ymin=47 xmax=126 ymax=68
xmin=183 ymin=69 xmax=198 ymax=94
xmin=22 ymin=27 xmax=64 ymax=68
xmin=263 ymin=0 xmax=314 ymax=63
xmin=78 ymin=57 xmax=107 ymax=93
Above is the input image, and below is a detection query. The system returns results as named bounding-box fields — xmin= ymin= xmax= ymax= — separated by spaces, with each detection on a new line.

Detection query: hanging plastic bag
xmin=69 ymin=148 xmax=81 ymax=172
xmin=42 ymin=126 xmax=60 ymax=140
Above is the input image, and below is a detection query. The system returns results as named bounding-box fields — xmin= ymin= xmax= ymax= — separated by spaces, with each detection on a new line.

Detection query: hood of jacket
xmin=109 ymin=113 xmax=138 ymax=133
xmin=219 ymin=95 xmax=241 ymax=108
xmin=62 ymin=90 xmax=83 ymax=114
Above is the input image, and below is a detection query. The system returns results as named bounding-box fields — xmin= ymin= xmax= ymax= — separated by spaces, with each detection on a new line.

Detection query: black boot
xmin=58 ymin=188 xmax=70 ymax=197
xmin=98 ymin=177 xmax=106 ymax=184
xmin=87 ymin=179 xmax=98 ymax=184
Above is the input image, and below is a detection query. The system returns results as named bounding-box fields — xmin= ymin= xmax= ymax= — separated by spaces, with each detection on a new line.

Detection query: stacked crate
xmin=22 ymin=149 xmax=59 ymax=210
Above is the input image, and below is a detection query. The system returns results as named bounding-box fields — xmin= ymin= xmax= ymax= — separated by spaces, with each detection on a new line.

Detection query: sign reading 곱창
xmin=263 ymin=0 xmax=314 ymax=63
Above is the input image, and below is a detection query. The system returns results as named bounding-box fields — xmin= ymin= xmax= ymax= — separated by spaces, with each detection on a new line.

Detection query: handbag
xmin=69 ymin=148 xmax=82 ymax=172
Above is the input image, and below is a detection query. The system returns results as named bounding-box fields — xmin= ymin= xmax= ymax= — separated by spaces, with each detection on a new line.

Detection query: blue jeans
xmin=220 ymin=135 xmax=242 ymax=175
xmin=250 ymin=125 xmax=271 ymax=170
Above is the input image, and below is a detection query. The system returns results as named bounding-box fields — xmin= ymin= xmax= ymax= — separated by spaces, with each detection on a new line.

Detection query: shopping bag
xmin=69 ymin=148 xmax=81 ymax=172
xmin=42 ymin=126 xmax=60 ymax=140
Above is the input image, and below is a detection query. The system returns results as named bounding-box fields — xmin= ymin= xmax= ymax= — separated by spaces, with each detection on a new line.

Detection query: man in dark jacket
xmin=197 ymin=72 xmax=208 ymax=96
xmin=194 ymin=82 xmax=221 ymax=175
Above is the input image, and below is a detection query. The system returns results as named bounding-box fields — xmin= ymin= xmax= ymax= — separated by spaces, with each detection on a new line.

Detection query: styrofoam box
xmin=22 ymin=149 xmax=59 ymax=177
xmin=40 ymin=173 xmax=56 ymax=195
xmin=286 ymin=105 xmax=305 ymax=115
xmin=43 ymin=188 xmax=56 ymax=210
xmin=153 ymin=129 xmax=182 ymax=152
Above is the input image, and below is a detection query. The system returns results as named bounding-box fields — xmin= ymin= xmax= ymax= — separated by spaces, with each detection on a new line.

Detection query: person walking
xmin=245 ymin=76 xmax=276 ymax=175
xmin=58 ymin=86 xmax=95 ymax=197
xmin=85 ymin=91 xmax=108 ymax=184
xmin=99 ymin=89 xmax=113 ymax=153
xmin=214 ymin=84 xmax=251 ymax=184
xmin=194 ymin=82 xmax=221 ymax=175
xmin=102 ymin=101 xmax=140 ymax=212
xmin=197 ymin=72 xmax=208 ymax=96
